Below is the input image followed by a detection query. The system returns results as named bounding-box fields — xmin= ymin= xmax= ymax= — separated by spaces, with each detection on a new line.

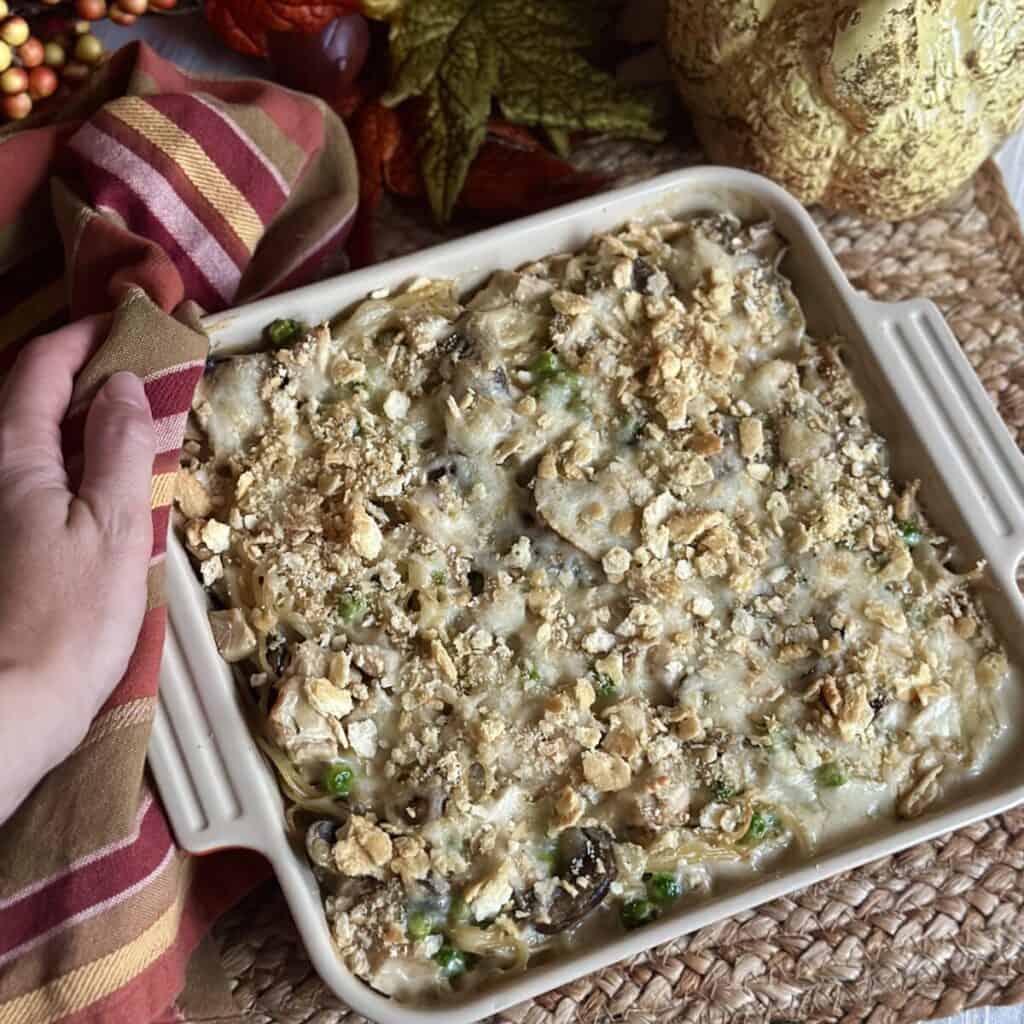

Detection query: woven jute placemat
xmin=210 ymin=145 xmax=1024 ymax=1024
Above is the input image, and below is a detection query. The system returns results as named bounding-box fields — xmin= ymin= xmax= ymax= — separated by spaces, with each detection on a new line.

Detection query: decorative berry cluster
xmin=0 ymin=0 xmax=176 ymax=122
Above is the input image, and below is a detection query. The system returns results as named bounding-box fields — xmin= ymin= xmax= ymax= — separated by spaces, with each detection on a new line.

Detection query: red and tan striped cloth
xmin=0 ymin=42 xmax=358 ymax=1024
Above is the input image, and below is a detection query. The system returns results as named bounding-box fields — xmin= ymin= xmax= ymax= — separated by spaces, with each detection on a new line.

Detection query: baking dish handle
xmin=853 ymin=295 xmax=1024 ymax=585
xmin=149 ymin=544 xmax=283 ymax=857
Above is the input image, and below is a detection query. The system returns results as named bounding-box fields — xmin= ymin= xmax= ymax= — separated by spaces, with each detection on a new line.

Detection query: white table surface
xmin=95 ymin=14 xmax=1024 ymax=1024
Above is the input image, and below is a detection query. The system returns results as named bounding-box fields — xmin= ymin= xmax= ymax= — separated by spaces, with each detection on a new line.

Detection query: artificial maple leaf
xmin=205 ymin=0 xmax=268 ymax=56
xmin=206 ymin=0 xmax=373 ymax=55
xmin=347 ymin=101 xmax=608 ymax=267
xmin=347 ymin=101 xmax=402 ymax=267
xmin=382 ymin=0 xmax=665 ymax=222
xmin=253 ymin=0 xmax=362 ymax=33
xmin=458 ymin=122 xmax=607 ymax=215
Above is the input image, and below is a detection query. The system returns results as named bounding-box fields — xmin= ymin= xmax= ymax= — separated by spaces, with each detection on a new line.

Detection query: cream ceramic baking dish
xmin=150 ymin=166 xmax=1024 ymax=1024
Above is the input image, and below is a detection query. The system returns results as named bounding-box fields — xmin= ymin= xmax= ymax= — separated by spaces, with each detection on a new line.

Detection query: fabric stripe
xmin=54 ymin=177 xmax=191 ymax=320
xmin=153 ymin=448 xmax=184 ymax=479
xmin=65 ymin=359 xmax=203 ymax=432
xmin=153 ymin=410 xmax=189 ymax=455
xmin=69 ymin=122 xmax=238 ymax=303
xmin=148 ymin=93 xmax=289 ymax=226
xmin=195 ymin=93 xmax=311 ymax=188
xmin=89 ymin=108 xmax=253 ymax=279
xmin=189 ymin=95 xmax=290 ymax=199
xmin=77 ymin=698 xmax=156 ymax=754
xmin=152 ymin=505 xmax=172 ymax=559
xmin=0 ymin=840 xmax=176 ymax=970
xmin=0 ymin=841 xmax=182 ymax=1006
xmin=0 ymin=857 xmax=193 ymax=1024
xmin=0 ymin=794 xmax=154 ymax=913
xmin=151 ymin=471 xmax=177 ymax=509
xmin=147 ymin=559 xmax=167 ymax=611
xmin=83 ymin=186 xmax=221 ymax=316
xmin=105 ymin=97 xmax=264 ymax=252
xmin=0 ymin=795 xmax=172 ymax=959
xmin=143 ymin=358 xmax=206 ymax=386
xmin=144 ymin=367 xmax=205 ymax=418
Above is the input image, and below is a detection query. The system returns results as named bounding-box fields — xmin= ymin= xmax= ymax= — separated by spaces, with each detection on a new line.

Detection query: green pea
xmin=535 ymin=375 xmax=576 ymax=408
xmin=407 ymin=910 xmax=437 ymax=940
xmin=816 ymin=763 xmax=846 ymax=788
xmin=593 ymin=672 xmax=618 ymax=701
xmin=710 ymin=778 xmax=735 ymax=802
xmin=897 ymin=519 xmax=921 ymax=546
xmin=447 ymin=895 xmax=471 ymax=926
xmin=265 ymin=318 xmax=305 ymax=347
xmin=531 ymin=350 xmax=561 ymax=378
xmin=337 ymin=592 xmax=366 ymax=624
xmin=534 ymin=840 xmax=558 ymax=868
xmin=322 ymin=761 xmax=355 ymax=797
xmin=647 ymin=873 xmax=682 ymax=905
xmin=741 ymin=808 xmax=777 ymax=845
xmin=434 ymin=946 xmax=473 ymax=978
xmin=620 ymin=897 xmax=655 ymax=929
xmin=431 ymin=570 xmax=448 ymax=586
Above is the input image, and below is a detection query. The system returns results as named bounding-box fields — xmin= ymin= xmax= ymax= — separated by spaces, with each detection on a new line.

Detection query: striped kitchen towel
xmin=0 ymin=42 xmax=358 ymax=1024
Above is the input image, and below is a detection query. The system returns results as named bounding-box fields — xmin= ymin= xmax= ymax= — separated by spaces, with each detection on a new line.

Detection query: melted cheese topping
xmin=181 ymin=214 xmax=1011 ymax=1002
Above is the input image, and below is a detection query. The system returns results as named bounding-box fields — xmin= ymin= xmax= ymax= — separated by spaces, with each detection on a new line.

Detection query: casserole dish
xmin=150 ymin=166 xmax=1024 ymax=1024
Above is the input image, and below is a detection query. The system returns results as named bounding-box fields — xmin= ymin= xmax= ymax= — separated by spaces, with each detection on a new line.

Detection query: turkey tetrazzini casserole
xmin=178 ymin=214 xmax=1011 ymax=1001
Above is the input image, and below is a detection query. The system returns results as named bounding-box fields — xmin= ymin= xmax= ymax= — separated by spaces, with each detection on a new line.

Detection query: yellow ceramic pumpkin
xmin=666 ymin=0 xmax=1024 ymax=218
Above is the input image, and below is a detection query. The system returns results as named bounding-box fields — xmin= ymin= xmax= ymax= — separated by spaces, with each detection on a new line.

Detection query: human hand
xmin=0 ymin=317 xmax=156 ymax=824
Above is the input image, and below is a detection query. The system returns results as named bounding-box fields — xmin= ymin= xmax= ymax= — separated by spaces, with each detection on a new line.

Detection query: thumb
xmin=76 ymin=372 xmax=156 ymax=544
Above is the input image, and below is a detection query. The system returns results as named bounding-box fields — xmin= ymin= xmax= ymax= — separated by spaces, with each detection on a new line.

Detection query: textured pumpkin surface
xmin=666 ymin=0 xmax=1024 ymax=218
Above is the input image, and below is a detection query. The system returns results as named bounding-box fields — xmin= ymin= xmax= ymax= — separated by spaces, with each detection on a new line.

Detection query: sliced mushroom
xmin=266 ymin=632 xmax=291 ymax=676
xmin=535 ymin=826 xmax=618 ymax=935
xmin=208 ymin=608 xmax=257 ymax=662
xmin=423 ymin=451 xmax=475 ymax=488
xmin=386 ymin=785 xmax=447 ymax=826
xmin=306 ymin=819 xmax=339 ymax=870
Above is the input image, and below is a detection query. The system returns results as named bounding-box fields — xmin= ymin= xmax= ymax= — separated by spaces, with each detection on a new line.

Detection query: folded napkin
xmin=0 ymin=42 xmax=358 ymax=1024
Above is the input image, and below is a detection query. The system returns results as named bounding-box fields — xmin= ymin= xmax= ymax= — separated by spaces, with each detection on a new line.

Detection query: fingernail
xmin=103 ymin=371 xmax=147 ymax=408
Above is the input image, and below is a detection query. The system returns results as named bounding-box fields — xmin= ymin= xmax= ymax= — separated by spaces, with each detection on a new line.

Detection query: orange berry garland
xmin=1 ymin=86 xmax=31 ymax=116
xmin=0 ymin=0 xmax=178 ymax=122
xmin=0 ymin=15 xmax=29 ymax=44
xmin=27 ymin=61 xmax=55 ymax=95
xmin=73 ymin=0 xmax=104 ymax=17
xmin=72 ymin=28 xmax=99 ymax=60
xmin=16 ymin=34 xmax=43 ymax=65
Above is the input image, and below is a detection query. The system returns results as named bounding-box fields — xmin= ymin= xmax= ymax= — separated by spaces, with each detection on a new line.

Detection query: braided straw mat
xmin=210 ymin=140 xmax=1024 ymax=1024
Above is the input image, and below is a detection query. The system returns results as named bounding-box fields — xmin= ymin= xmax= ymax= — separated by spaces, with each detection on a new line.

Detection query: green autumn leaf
xmin=383 ymin=0 xmax=666 ymax=221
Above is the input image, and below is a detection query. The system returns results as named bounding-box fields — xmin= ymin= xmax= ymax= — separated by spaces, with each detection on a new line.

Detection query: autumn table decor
xmin=206 ymin=0 xmax=670 ymax=264
xmin=666 ymin=0 xmax=1024 ymax=219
